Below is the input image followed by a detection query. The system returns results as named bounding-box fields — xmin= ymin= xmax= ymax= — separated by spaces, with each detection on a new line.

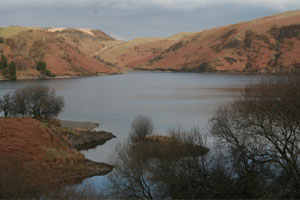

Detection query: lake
xmin=0 ymin=71 xmax=260 ymax=163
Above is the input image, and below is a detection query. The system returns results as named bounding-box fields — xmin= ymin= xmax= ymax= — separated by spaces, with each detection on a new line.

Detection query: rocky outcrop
xmin=63 ymin=130 xmax=116 ymax=151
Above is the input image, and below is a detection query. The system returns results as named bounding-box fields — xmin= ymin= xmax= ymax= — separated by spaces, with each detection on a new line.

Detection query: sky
xmin=0 ymin=0 xmax=300 ymax=40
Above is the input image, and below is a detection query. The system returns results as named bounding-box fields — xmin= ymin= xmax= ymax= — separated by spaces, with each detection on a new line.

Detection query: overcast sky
xmin=0 ymin=0 xmax=299 ymax=40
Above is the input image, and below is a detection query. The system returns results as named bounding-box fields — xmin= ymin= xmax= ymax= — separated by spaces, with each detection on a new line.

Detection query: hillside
xmin=0 ymin=26 xmax=120 ymax=79
xmin=137 ymin=10 xmax=300 ymax=72
xmin=95 ymin=33 xmax=195 ymax=70
xmin=1 ymin=10 xmax=300 ymax=78
xmin=0 ymin=118 xmax=113 ymax=187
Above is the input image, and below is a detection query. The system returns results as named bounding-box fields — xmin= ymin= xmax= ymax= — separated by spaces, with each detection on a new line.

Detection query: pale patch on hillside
xmin=167 ymin=32 xmax=198 ymax=40
xmin=48 ymin=27 xmax=95 ymax=36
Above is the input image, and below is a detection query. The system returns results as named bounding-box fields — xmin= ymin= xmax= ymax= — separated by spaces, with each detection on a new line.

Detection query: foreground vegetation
xmin=106 ymin=72 xmax=300 ymax=199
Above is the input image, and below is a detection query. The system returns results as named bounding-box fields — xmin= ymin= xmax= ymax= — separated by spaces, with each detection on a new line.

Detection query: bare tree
xmin=107 ymin=141 xmax=155 ymax=199
xmin=129 ymin=114 xmax=154 ymax=143
xmin=0 ymin=92 xmax=13 ymax=117
xmin=12 ymin=88 xmax=28 ymax=117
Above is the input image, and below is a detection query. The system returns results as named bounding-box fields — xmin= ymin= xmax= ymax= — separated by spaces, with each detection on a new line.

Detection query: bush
xmin=36 ymin=61 xmax=46 ymax=71
xmin=129 ymin=114 xmax=153 ymax=143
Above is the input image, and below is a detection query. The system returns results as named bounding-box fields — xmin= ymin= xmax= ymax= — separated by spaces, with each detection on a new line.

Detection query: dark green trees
xmin=36 ymin=61 xmax=55 ymax=77
xmin=36 ymin=61 xmax=46 ymax=71
xmin=1 ymin=54 xmax=7 ymax=69
xmin=0 ymin=55 xmax=55 ymax=80
xmin=0 ymin=54 xmax=17 ymax=80
xmin=8 ymin=61 xmax=16 ymax=80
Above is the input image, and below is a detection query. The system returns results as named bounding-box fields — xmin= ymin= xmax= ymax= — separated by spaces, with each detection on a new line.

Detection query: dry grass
xmin=0 ymin=26 xmax=41 ymax=38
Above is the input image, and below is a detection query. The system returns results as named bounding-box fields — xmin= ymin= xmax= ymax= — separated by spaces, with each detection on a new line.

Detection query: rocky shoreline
xmin=58 ymin=120 xmax=116 ymax=150
xmin=65 ymin=130 xmax=116 ymax=151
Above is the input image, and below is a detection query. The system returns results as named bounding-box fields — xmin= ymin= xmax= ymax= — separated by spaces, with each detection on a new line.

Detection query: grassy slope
xmin=0 ymin=26 xmax=41 ymax=38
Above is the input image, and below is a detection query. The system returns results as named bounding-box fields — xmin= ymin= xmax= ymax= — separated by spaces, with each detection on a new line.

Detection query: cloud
xmin=1 ymin=0 xmax=300 ymax=10
xmin=0 ymin=0 xmax=299 ymax=40
xmin=99 ymin=0 xmax=300 ymax=11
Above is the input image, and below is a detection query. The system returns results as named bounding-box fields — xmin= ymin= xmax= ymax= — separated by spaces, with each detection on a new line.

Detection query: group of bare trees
xmin=0 ymin=85 xmax=64 ymax=119
xmin=210 ymin=73 xmax=300 ymax=198
xmin=107 ymin=72 xmax=300 ymax=199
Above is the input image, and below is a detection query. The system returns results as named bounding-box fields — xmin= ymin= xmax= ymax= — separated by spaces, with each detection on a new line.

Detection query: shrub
xmin=36 ymin=61 xmax=46 ymax=71
xmin=129 ymin=114 xmax=153 ymax=143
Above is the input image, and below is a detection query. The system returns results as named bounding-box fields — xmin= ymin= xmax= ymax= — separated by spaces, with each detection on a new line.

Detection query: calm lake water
xmin=0 ymin=71 xmax=261 ymax=163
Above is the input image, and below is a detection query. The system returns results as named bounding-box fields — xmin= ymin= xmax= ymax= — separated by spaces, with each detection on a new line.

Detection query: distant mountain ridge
xmin=1 ymin=10 xmax=300 ymax=79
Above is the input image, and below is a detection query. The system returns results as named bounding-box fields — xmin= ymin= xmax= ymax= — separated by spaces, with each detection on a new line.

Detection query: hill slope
xmin=137 ymin=10 xmax=300 ymax=72
xmin=1 ymin=10 xmax=300 ymax=78
xmin=0 ymin=26 xmax=120 ymax=79
xmin=95 ymin=33 xmax=195 ymax=70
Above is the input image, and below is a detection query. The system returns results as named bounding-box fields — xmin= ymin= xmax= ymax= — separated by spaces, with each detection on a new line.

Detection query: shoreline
xmin=0 ymin=72 xmax=123 ymax=81
xmin=0 ymin=69 xmax=277 ymax=82
xmin=60 ymin=120 xmax=100 ymax=131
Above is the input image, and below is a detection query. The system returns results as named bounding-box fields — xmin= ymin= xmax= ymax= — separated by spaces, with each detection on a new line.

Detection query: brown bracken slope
xmin=0 ymin=27 xmax=120 ymax=79
xmin=0 ymin=118 xmax=113 ymax=184
xmin=138 ymin=10 xmax=300 ymax=72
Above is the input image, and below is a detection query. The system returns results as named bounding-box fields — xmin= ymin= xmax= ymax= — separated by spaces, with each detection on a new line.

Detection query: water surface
xmin=0 ymin=71 xmax=260 ymax=162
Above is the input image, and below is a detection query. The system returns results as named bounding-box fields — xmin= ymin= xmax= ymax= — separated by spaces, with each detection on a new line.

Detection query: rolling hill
xmin=1 ymin=10 xmax=300 ymax=80
xmin=137 ymin=10 xmax=300 ymax=72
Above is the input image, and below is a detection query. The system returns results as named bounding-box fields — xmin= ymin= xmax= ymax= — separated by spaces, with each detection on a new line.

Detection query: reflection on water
xmin=0 ymin=71 xmax=261 ymax=162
